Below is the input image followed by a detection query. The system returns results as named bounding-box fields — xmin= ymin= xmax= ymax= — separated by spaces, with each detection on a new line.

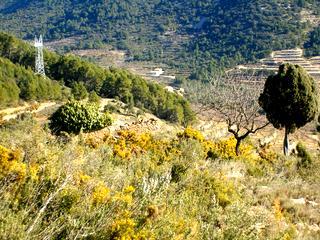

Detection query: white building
xmin=150 ymin=68 xmax=164 ymax=77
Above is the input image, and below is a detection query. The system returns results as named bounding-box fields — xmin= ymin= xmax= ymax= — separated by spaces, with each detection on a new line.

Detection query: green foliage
xmin=304 ymin=26 xmax=320 ymax=57
xmin=88 ymin=90 xmax=100 ymax=103
xmin=170 ymin=163 xmax=188 ymax=183
xmin=0 ymin=0 xmax=317 ymax=80
xmin=49 ymin=101 xmax=112 ymax=134
xmin=0 ymin=117 xmax=319 ymax=239
xmin=259 ymin=63 xmax=319 ymax=133
xmin=296 ymin=142 xmax=313 ymax=168
xmin=71 ymin=82 xmax=88 ymax=100
xmin=104 ymin=103 xmax=121 ymax=114
xmin=190 ymin=171 xmax=238 ymax=208
xmin=0 ymin=76 xmax=20 ymax=106
xmin=0 ymin=32 xmax=194 ymax=124
xmin=0 ymin=57 xmax=63 ymax=108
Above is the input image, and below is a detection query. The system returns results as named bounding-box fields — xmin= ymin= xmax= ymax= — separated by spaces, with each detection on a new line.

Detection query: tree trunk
xmin=235 ymin=138 xmax=242 ymax=156
xmin=283 ymin=127 xmax=290 ymax=156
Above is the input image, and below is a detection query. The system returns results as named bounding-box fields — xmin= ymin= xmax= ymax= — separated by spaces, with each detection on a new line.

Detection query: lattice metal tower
xmin=34 ymin=35 xmax=45 ymax=76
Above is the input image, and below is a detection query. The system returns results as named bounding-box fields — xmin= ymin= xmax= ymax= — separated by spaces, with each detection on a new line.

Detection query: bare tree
xmin=186 ymin=71 xmax=269 ymax=155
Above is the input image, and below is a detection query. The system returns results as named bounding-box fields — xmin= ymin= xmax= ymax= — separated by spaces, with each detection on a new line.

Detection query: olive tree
xmin=259 ymin=63 xmax=319 ymax=156
xmin=187 ymin=72 xmax=269 ymax=155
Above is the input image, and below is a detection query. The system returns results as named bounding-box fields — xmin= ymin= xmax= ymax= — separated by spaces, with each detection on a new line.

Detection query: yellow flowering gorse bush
xmin=92 ymin=182 xmax=110 ymax=204
xmin=0 ymin=119 xmax=303 ymax=239
xmin=108 ymin=130 xmax=182 ymax=163
xmin=0 ymin=145 xmax=26 ymax=182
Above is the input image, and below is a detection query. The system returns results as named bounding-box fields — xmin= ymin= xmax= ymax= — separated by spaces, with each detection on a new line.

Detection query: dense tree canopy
xmin=304 ymin=26 xmax=320 ymax=57
xmin=71 ymin=82 xmax=88 ymax=100
xmin=1 ymin=0 xmax=319 ymax=80
xmin=0 ymin=57 xmax=63 ymax=108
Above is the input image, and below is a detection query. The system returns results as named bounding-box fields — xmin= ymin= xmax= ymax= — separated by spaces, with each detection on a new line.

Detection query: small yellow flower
xmin=29 ymin=164 xmax=39 ymax=181
xmin=9 ymin=161 xmax=27 ymax=181
xmin=0 ymin=145 xmax=26 ymax=182
xmin=92 ymin=183 xmax=110 ymax=204
xmin=79 ymin=173 xmax=92 ymax=184
xmin=124 ymin=185 xmax=135 ymax=194
xmin=274 ymin=198 xmax=283 ymax=221
xmin=177 ymin=127 xmax=205 ymax=142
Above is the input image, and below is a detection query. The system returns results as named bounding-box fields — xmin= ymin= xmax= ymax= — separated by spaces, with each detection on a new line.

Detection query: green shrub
xmin=190 ymin=172 xmax=238 ymax=208
xmin=71 ymin=82 xmax=88 ymax=100
xmin=171 ymin=163 xmax=188 ymax=183
xmin=88 ymin=90 xmax=100 ymax=103
xmin=0 ymin=79 xmax=20 ymax=107
xmin=104 ymin=103 xmax=121 ymax=114
xmin=296 ymin=142 xmax=313 ymax=168
xmin=49 ymin=101 xmax=112 ymax=134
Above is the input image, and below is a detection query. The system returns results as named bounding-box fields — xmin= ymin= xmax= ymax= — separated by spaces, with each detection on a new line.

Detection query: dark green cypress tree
xmin=259 ymin=63 xmax=319 ymax=155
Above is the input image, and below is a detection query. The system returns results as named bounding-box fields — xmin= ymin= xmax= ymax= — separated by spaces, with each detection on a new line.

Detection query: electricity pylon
xmin=34 ymin=35 xmax=45 ymax=76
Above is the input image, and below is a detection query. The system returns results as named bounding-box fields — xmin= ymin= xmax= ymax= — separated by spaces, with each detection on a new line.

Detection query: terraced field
xmin=236 ymin=48 xmax=320 ymax=80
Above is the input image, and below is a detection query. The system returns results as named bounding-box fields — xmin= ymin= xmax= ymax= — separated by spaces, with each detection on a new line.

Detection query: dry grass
xmin=0 ymin=102 xmax=319 ymax=239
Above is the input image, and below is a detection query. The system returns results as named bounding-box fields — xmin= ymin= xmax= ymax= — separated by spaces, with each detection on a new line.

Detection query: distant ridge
xmin=0 ymin=0 xmax=319 ymax=80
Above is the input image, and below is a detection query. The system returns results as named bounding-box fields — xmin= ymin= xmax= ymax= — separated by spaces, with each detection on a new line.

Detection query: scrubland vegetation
xmin=0 ymin=33 xmax=319 ymax=238
xmin=49 ymin=101 xmax=112 ymax=134
xmin=0 ymin=57 xmax=64 ymax=106
xmin=0 ymin=116 xmax=319 ymax=239
xmin=0 ymin=3 xmax=320 ymax=238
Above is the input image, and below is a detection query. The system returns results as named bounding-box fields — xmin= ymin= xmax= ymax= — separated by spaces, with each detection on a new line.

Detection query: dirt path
xmin=0 ymin=105 xmax=29 ymax=115
xmin=0 ymin=102 xmax=58 ymax=121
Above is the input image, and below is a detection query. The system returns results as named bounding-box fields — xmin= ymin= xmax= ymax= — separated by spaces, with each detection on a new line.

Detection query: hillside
xmin=1 ymin=56 xmax=319 ymax=239
xmin=0 ymin=32 xmax=194 ymax=124
xmin=0 ymin=2 xmax=320 ymax=239
xmin=233 ymin=48 xmax=320 ymax=80
xmin=0 ymin=103 xmax=319 ymax=239
xmin=0 ymin=57 xmax=64 ymax=107
xmin=1 ymin=0 xmax=320 ymax=80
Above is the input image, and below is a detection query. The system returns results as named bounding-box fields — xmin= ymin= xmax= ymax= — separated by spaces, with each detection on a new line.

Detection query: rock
xmin=309 ymin=224 xmax=320 ymax=232
xmin=226 ymin=170 xmax=244 ymax=179
xmin=307 ymin=200 xmax=319 ymax=207
xmin=290 ymin=198 xmax=306 ymax=205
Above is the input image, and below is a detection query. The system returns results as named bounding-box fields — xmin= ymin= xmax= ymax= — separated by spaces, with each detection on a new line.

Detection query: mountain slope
xmin=0 ymin=32 xmax=194 ymax=124
xmin=0 ymin=0 xmax=319 ymax=79
xmin=0 ymin=56 xmax=63 ymax=108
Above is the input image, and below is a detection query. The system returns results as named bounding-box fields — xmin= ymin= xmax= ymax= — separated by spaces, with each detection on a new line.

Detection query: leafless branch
xmin=185 ymin=71 xmax=269 ymax=153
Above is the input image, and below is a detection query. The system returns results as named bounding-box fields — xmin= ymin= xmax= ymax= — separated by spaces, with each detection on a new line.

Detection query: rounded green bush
xmin=296 ymin=142 xmax=313 ymax=169
xmin=49 ymin=101 xmax=112 ymax=134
